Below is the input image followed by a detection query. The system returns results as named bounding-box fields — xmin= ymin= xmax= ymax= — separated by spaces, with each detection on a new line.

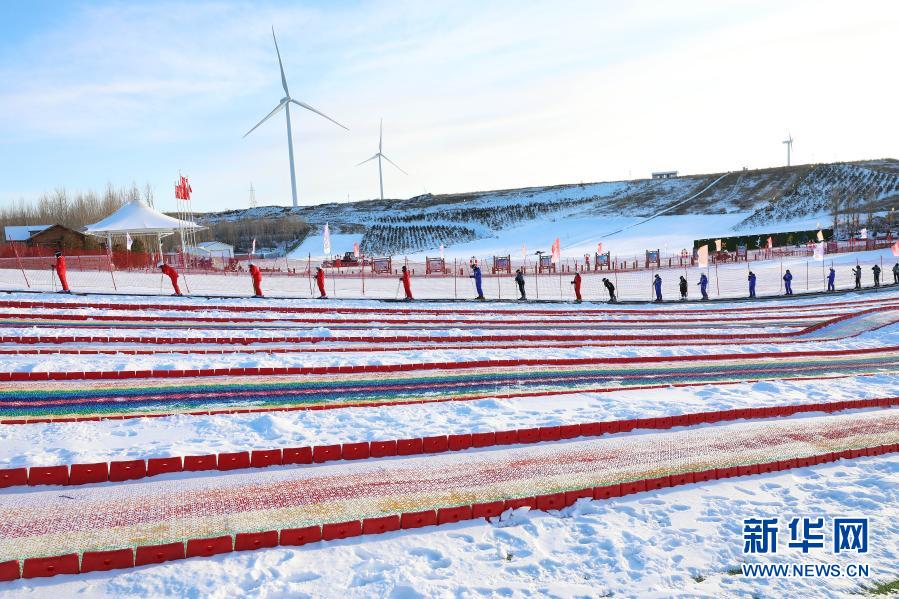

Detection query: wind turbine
xmin=244 ymin=27 xmax=348 ymax=208
xmin=783 ymin=132 xmax=793 ymax=167
xmin=356 ymin=119 xmax=407 ymax=201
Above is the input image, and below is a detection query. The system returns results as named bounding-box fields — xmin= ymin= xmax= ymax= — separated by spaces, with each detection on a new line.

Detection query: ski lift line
xmin=598 ymin=172 xmax=732 ymax=240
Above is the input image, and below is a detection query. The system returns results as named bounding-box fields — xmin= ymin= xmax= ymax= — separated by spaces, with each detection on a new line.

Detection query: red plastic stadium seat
xmin=370 ymin=440 xmax=398 ymax=458
xmin=69 ymin=463 xmax=109 ymax=485
xmin=362 ymin=515 xmax=401 ymax=535
xmin=0 ymin=560 xmax=20 ymax=582
xmin=279 ymin=525 xmax=322 ymax=546
xmin=341 ymin=442 xmax=370 ymax=461
xmin=538 ymin=426 xmax=561 ymax=442
xmin=620 ymin=480 xmax=647 ymax=496
xmin=504 ymin=497 xmax=537 ymax=511
xmin=470 ymin=432 xmax=495 ymax=448
xmin=109 ymin=459 xmax=147 ymax=482
xmin=693 ymin=469 xmax=717 ymax=482
xmin=536 ymin=493 xmax=567 ymax=511
xmin=27 ymin=465 xmax=68 ymax=486
xmin=421 ymin=435 xmax=448 ymax=453
xmin=282 ymin=447 xmax=313 ymax=465
xmin=80 ymin=549 xmax=134 ymax=573
xmin=578 ymin=422 xmax=603 ymax=437
xmin=135 ymin=542 xmax=185 ymax=566
xmin=401 ymin=510 xmax=438 ymax=529
xmin=558 ymin=424 xmax=581 ymax=439
xmin=234 ymin=531 xmax=278 ymax=552
xmin=644 ymin=476 xmax=671 ymax=490
xmin=593 ymin=484 xmax=622 ymax=499
xmin=186 ymin=535 xmax=233 ymax=558
xmin=147 ymin=457 xmax=183 ymax=477
xmin=669 ymin=472 xmax=695 ymax=486
xmin=437 ymin=505 xmax=473 ymax=525
xmin=516 ymin=428 xmax=540 ymax=444
xmin=0 ymin=467 xmax=28 ymax=489
xmin=22 ymin=554 xmax=79 ymax=579
xmin=564 ymin=488 xmax=594 ymax=506
xmin=396 ymin=438 xmax=423 ymax=456
xmin=447 ymin=434 xmax=472 ymax=451
xmin=322 ymin=521 xmax=363 ymax=541
xmin=183 ymin=454 xmax=218 ymax=472
xmin=250 ymin=449 xmax=282 ymax=468
xmin=471 ymin=501 xmax=505 ymax=519
xmin=312 ymin=445 xmax=341 ymax=464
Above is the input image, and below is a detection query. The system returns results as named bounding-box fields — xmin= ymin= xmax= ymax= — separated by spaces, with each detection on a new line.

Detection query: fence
xmin=1 ymin=244 xmax=897 ymax=301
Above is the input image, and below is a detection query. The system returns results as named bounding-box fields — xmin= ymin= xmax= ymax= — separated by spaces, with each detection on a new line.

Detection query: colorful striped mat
xmin=3 ymin=348 xmax=899 ymax=421
xmin=1 ymin=410 xmax=895 ymax=563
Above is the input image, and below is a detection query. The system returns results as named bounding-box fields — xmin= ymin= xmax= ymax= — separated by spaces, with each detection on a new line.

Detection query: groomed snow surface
xmin=0 ymin=289 xmax=897 ymax=598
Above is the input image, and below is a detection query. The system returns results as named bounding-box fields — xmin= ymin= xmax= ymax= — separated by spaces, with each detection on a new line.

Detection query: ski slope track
xmin=0 ymin=288 xmax=897 ymax=596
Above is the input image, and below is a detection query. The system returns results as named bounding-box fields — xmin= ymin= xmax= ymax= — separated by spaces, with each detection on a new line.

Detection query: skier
xmin=316 ymin=267 xmax=327 ymax=299
xmin=653 ymin=274 xmax=663 ymax=302
xmin=698 ymin=273 xmax=709 ymax=300
xmin=571 ymin=271 xmax=582 ymax=303
xmin=827 ymin=267 xmax=836 ymax=292
xmin=748 ymin=271 xmax=756 ymax=298
xmin=872 ymin=264 xmax=881 ymax=288
xmin=52 ymin=251 xmax=70 ymax=293
xmin=159 ymin=262 xmax=181 ymax=296
xmin=783 ymin=269 xmax=793 ymax=295
xmin=893 ymin=263 xmax=899 ymax=284
xmin=852 ymin=265 xmax=862 ymax=290
xmin=249 ymin=263 xmax=263 ymax=297
xmin=469 ymin=263 xmax=485 ymax=300
xmin=515 ymin=268 xmax=526 ymax=300
xmin=678 ymin=276 xmax=688 ymax=300
xmin=602 ymin=277 xmax=616 ymax=303
xmin=399 ymin=265 xmax=413 ymax=300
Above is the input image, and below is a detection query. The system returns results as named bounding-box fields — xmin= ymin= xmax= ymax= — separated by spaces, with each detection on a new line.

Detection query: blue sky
xmin=1 ymin=0 xmax=897 ymax=212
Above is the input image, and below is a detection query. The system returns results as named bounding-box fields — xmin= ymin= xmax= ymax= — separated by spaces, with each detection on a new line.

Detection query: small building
xmin=186 ymin=241 xmax=234 ymax=258
xmin=25 ymin=224 xmax=90 ymax=249
xmin=4 ymin=224 xmax=51 ymax=242
xmin=652 ymin=171 xmax=678 ymax=180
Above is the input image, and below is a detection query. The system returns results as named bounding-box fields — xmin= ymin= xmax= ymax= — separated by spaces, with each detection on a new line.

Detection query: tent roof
xmin=84 ymin=199 xmax=204 ymax=236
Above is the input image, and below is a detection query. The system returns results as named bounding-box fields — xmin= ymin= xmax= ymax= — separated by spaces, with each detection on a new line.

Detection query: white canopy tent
xmin=84 ymin=199 xmax=205 ymax=256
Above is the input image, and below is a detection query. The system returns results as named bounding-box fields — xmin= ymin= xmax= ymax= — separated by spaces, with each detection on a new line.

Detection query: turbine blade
xmin=356 ymin=154 xmax=379 ymax=167
xmin=290 ymin=99 xmax=349 ymax=130
xmin=243 ymin=100 xmax=287 ymax=137
xmin=379 ymin=118 xmax=383 ymax=153
xmin=381 ymin=154 xmax=408 ymax=175
xmin=272 ymin=27 xmax=289 ymax=96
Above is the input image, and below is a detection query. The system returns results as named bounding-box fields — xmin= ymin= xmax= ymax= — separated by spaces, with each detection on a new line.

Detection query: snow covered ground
xmin=0 ymin=282 xmax=896 ymax=597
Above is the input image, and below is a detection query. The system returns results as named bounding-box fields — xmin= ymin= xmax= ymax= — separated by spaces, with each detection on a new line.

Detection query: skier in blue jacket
xmin=827 ymin=267 xmax=836 ymax=292
xmin=698 ymin=273 xmax=709 ymax=300
xmin=470 ymin=263 xmax=485 ymax=300
xmin=748 ymin=271 xmax=756 ymax=298
xmin=783 ymin=269 xmax=793 ymax=295
xmin=652 ymin=275 xmax=663 ymax=302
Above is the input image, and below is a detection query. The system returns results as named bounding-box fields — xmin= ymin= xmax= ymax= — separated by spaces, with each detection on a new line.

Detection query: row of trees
xmin=829 ymin=186 xmax=893 ymax=237
xmin=0 ymin=185 xmax=146 ymax=231
xmin=361 ymin=224 xmax=478 ymax=255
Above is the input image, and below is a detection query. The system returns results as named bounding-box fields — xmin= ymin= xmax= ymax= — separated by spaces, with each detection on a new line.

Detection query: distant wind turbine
xmin=783 ymin=132 xmax=793 ymax=167
xmin=356 ymin=119 xmax=407 ymax=201
xmin=244 ymin=27 xmax=348 ymax=208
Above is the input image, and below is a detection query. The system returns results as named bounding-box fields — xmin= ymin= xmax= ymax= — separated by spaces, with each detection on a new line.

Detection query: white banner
xmin=697 ymin=244 xmax=709 ymax=268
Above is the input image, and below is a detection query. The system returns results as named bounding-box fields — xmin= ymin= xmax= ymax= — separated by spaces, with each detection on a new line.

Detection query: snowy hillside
xmin=197 ymin=159 xmax=899 ymax=257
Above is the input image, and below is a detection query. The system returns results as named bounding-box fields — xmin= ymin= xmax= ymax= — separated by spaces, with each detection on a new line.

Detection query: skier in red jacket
xmin=249 ymin=263 xmax=263 ymax=297
xmin=399 ymin=265 xmax=413 ymax=300
xmin=316 ymin=267 xmax=327 ymax=298
xmin=159 ymin=262 xmax=182 ymax=296
xmin=53 ymin=251 xmax=71 ymax=293
xmin=570 ymin=271 xmax=582 ymax=303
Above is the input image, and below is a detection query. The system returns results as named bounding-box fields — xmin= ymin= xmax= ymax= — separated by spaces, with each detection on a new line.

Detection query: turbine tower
xmin=244 ymin=27 xmax=348 ymax=208
xmin=783 ymin=132 xmax=793 ymax=167
xmin=356 ymin=119 xmax=407 ymax=201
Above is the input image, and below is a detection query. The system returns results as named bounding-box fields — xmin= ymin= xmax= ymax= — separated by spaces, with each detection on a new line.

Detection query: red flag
xmin=892 ymin=240 xmax=899 ymax=257
xmin=180 ymin=176 xmax=192 ymax=201
xmin=174 ymin=181 xmax=183 ymax=199
xmin=551 ymin=238 xmax=561 ymax=264
xmin=766 ymin=236 xmax=773 ymax=249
